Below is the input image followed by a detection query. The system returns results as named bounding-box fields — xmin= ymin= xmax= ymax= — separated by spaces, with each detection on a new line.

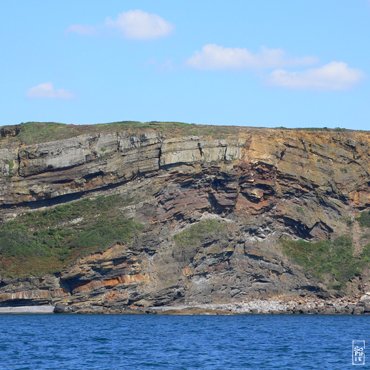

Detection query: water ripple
xmin=0 ymin=314 xmax=368 ymax=369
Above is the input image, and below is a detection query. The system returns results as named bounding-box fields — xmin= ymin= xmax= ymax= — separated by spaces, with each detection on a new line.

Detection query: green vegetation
xmin=281 ymin=236 xmax=370 ymax=290
xmin=295 ymin=127 xmax=329 ymax=131
xmin=0 ymin=194 xmax=144 ymax=277
xmin=6 ymin=160 xmax=14 ymax=177
xmin=358 ymin=211 xmax=370 ymax=228
xmin=16 ymin=122 xmax=81 ymax=145
xmin=0 ymin=121 xmax=244 ymax=147
xmin=343 ymin=216 xmax=353 ymax=227
xmin=174 ymin=219 xmax=226 ymax=248
xmin=333 ymin=127 xmax=348 ymax=131
xmin=296 ymin=206 xmax=305 ymax=215
xmin=0 ymin=121 xmax=360 ymax=148
xmin=173 ymin=219 xmax=228 ymax=262
xmin=273 ymin=126 xmax=357 ymax=132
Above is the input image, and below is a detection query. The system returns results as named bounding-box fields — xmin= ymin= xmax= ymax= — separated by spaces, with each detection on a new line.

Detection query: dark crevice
xmin=300 ymin=285 xmax=324 ymax=293
xmin=207 ymin=192 xmax=226 ymax=214
xmin=283 ymin=142 xmax=300 ymax=150
xmin=83 ymin=171 xmax=105 ymax=180
xmin=160 ymin=162 xmax=195 ymax=170
xmin=254 ymin=183 xmax=275 ymax=194
xmin=58 ymin=278 xmax=73 ymax=294
xmin=59 ymin=276 xmax=87 ymax=293
xmin=50 ymin=178 xmax=74 ymax=185
xmin=244 ymin=252 xmax=270 ymax=263
xmin=317 ymin=194 xmax=345 ymax=212
xmin=19 ymin=162 xmax=86 ymax=178
xmin=253 ymin=161 xmax=276 ymax=174
xmin=197 ymin=142 xmax=204 ymax=157
xmin=300 ymin=139 xmax=308 ymax=152
xmin=240 ymin=192 xmax=262 ymax=203
xmin=0 ymin=298 xmax=50 ymax=307
xmin=223 ymin=147 xmax=228 ymax=161
xmin=111 ymin=256 xmax=129 ymax=266
xmin=310 ymin=221 xmax=334 ymax=236
xmin=157 ymin=145 xmax=162 ymax=169
xmin=16 ymin=150 xmax=21 ymax=177
xmin=277 ymin=216 xmax=312 ymax=239
xmin=309 ymin=150 xmax=334 ymax=162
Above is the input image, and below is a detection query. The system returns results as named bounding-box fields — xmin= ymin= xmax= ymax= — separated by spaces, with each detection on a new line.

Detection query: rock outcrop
xmin=0 ymin=123 xmax=369 ymax=313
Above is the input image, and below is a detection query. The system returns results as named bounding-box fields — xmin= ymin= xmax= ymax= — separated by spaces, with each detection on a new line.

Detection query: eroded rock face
xmin=1 ymin=129 xmax=368 ymax=210
xmin=0 ymin=126 xmax=369 ymax=312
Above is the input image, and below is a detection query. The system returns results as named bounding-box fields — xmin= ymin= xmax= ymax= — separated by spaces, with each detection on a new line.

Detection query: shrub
xmin=358 ymin=211 xmax=370 ymax=228
xmin=174 ymin=219 xmax=226 ymax=248
xmin=0 ymin=194 xmax=144 ymax=277
xmin=281 ymin=236 xmax=369 ymax=290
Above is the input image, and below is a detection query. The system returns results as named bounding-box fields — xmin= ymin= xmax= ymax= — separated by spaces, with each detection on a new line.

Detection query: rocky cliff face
xmin=0 ymin=123 xmax=369 ymax=313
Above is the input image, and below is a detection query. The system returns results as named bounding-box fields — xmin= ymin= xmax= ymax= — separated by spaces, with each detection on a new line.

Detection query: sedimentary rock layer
xmin=0 ymin=124 xmax=369 ymax=313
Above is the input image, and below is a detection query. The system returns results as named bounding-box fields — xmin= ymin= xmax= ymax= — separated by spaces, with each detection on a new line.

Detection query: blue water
xmin=0 ymin=315 xmax=368 ymax=369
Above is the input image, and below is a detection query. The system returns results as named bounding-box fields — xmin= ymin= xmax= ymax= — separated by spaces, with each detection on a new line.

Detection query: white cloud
xmin=66 ymin=24 xmax=97 ymax=36
xmin=186 ymin=44 xmax=317 ymax=70
xmin=27 ymin=82 xmax=74 ymax=99
xmin=105 ymin=10 xmax=173 ymax=40
xmin=269 ymin=62 xmax=363 ymax=90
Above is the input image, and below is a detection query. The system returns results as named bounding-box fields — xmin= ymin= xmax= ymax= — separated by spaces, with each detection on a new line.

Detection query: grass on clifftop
xmin=1 ymin=121 xmax=243 ymax=146
xmin=0 ymin=194 xmax=144 ymax=278
xmin=281 ymin=236 xmax=370 ymax=290
xmin=1 ymin=121 xmax=362 ymax=147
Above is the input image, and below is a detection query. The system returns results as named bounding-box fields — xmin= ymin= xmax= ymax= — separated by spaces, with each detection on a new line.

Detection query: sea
xmin=0 ymin=314 xmax=368 ymax=369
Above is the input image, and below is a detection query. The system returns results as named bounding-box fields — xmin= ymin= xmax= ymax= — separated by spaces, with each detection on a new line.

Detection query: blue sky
xmin=1 ymin=0 xmax=370 ymax=129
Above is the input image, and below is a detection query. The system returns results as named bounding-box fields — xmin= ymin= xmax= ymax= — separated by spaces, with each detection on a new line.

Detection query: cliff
xmin=0 ymin=122 xmax=369 ymax=314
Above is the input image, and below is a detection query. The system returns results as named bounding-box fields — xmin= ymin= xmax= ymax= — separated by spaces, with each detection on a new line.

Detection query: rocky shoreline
xmin=50 ymin=294 xmax=370 ymax=315
xmin=1 ymin=294 xmax=369 ymax=315
xmin=147 ymin=297 xmax=370 ymax=315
